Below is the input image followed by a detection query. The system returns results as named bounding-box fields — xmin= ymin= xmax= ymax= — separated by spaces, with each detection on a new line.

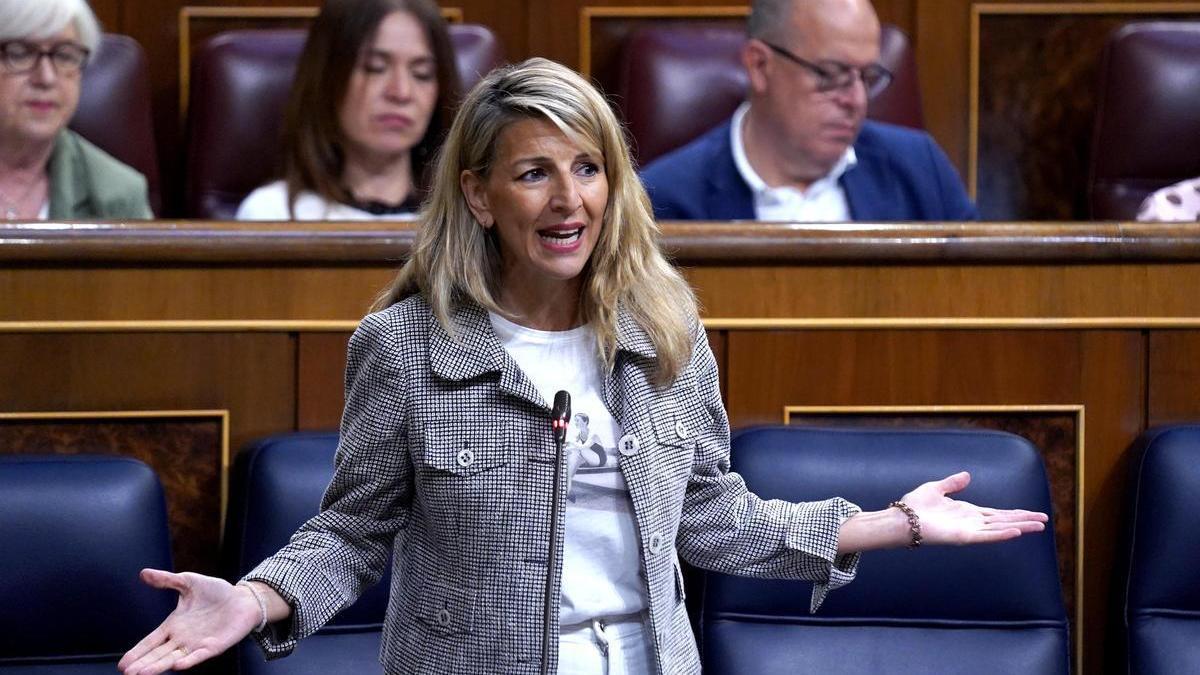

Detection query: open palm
xmin=901 ymin=472 xmax=1049 ymax=546
xmin=118 ymin=569 xmax=260 ymax=675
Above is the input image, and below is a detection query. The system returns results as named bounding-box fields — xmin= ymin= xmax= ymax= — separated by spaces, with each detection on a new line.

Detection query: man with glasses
xmin=0 ymin=0 xmax=151 ymax=220
xmin=641 ymin=0 xmax=976 ymax=222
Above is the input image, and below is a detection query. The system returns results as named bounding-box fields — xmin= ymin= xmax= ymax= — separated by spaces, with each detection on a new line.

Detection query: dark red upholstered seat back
xmin=185 ymin=24 xmax=504 ymax=219
xmin=72 ymin=34 xmax=161 ymax=214
xmin=617 ymin=23 xmax=922 ymax=165
xmin=1089 ymin=21 xmax=1200 ymax=220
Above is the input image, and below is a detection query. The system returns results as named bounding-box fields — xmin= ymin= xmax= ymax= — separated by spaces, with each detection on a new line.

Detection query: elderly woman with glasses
xmin=0 ymin=0 xmax=152 ymax=220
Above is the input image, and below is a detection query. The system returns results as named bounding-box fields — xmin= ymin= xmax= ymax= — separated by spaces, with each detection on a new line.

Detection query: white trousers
xmin=558 ymin=616 xmax=656 ymax=675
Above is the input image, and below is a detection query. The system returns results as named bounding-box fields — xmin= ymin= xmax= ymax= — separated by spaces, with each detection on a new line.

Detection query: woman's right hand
xmin=118 ymin=568 xmax=262 ymax=675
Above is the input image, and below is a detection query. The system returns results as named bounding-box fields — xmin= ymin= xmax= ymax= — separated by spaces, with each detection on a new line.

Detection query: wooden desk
xmin=6 ymin=220 xmax=1200 ymax=673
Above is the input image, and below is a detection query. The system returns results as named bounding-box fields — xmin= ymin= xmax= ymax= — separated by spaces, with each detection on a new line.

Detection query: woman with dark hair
xmin=236 ymin=0 xmax=459 ymax=220
xmin=121 ymin=59 xmax=1047 ymax=675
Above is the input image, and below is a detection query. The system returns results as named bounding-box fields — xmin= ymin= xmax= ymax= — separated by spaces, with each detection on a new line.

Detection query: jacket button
xmin=456 ymin=448 xmax=475 ymax=468
xmin=648 ymin=532 xmax=667 ymax=555
xmin=674 ymin=420 xmax=690 ymax=439
xmin=436 ymin=609 xmax=451 ymax=627
xmin=618 ymin=433 xmax=640 ymax=456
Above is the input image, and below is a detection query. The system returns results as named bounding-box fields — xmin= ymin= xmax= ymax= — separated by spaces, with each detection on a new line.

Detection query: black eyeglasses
xmin=761 ymin=41 xmax=893 ymax=99
xmin=0 ymin=41 xmax=91 ymax=76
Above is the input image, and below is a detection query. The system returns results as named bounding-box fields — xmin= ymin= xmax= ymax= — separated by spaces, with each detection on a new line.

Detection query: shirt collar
xmin=730 ymin=102 xmax=858 ymax=195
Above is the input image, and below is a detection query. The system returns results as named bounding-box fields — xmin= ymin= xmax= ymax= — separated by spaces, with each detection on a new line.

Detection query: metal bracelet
xmin=238 ymin=581 xmax=269 ymax=633
xmin=888 ymin=500 xmax=923 ymax=549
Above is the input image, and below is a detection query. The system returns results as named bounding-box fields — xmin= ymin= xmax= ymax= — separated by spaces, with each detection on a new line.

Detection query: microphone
xmin=551 ymin=391 xmax=572 ymax=446
xmin=541 ymin=390 xmax=571 ymax=675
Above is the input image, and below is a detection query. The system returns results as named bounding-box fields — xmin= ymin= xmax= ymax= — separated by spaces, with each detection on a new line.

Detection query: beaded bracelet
xmin=889 ymin=500 xmax=923 ymax=549
xmin=238 ymin=581 xmax=269 ymax=633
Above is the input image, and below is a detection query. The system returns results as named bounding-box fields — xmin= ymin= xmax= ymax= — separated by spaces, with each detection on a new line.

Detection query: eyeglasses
xmin=0 ymin=41 xmax=91 ymax=76
xmin=761 ymin=41 xmax=893 ymax=99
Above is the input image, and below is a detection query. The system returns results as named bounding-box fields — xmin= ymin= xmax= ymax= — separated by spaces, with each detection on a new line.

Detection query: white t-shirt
xmin=488 ymin=312 xmax=647 ymax=627
xmin=235 ymin=180 xmax=418 ymax=221
xmin=730 ymin=102 xmax=857 ymax=222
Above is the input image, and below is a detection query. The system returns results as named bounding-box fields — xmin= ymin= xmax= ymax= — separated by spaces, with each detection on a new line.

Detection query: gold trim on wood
xmin=578 ymin=5 xmax=749 ymax=77
xmin=0 ymin=409 xmax=233 ymax=540
xmin=704 ymin=317 xmax=1200 ymax=329
xmin=968 ymin=2 xmax=1200 ymax=201
xmin=0 ymin=320 xmax=361 ymax=333
xmin=784 ymin=403 xmax=1085 ymax=675
xmin=178 ymin=5 xmax=464 ymax=121
xmin=12 ymin=316 xmax=1200 ymax=333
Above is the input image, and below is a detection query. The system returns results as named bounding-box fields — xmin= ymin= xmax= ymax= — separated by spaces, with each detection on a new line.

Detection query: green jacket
xmin=47 ymin=129 xmax=153 ymax=219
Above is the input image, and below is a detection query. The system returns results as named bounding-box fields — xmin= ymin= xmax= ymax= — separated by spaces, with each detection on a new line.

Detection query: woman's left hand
xmin=901 ymin=472 xmax=1049 ymax=546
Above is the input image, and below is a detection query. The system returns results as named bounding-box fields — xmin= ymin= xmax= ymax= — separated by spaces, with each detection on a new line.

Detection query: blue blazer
xmin=640 ymin=119 xmax=978 ymax=221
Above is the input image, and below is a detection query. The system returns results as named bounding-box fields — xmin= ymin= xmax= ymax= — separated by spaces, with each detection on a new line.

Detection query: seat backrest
xmin=1122 ymin=425 xmax=1200 ymax=674
xmin=703 ymin=426 xmax=1069 ymax=675
xmin=71 ymin=33 xmax=161 ymax=214
xmin=618 ymin=23 xmax=922 ymax=165
xmin=0 ymin=455 xmax=174 ymax=672
xmin=224 ymin=432 xmax=388 ymax=675
xmin=185 ymin=24 xmax=504 ymax=219
xmin=1089 ymin=21 xmax=1200 ymax=219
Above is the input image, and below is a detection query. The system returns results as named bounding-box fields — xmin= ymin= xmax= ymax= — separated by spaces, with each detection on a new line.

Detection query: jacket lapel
xmin=46 ymin=131 xmax=91 ymax=219
xmin=604 ymin=306 xmax=659 ymax=427
xmin=841 ymin=130 xmax=894 ymax=221
xmin=427 ymin=302 xmax=546 ymax=409
xmin=705 ymin=123 xmax=756 ymax=220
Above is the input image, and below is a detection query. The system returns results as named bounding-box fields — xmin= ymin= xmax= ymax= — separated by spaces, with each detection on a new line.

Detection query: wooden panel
xmin=0 ymin=333 xmax=295 ymax=456
xmin=687 ymin=263 xmax=1200 ymax=320
xmin=12 ymin=261 xmax=1200 ymax=323
xmin=297 ymin=331 xmax=352 ymax=430
xmin=975 ymin=8 xmax=1200 ymax=219
xmin=1149 ymin=330 xmax=1200 ymax=424
xmin=916 ymin=0 xmax=974 ymax=175
xmin=0 ymin=267 xmax=393 ymax=321
xmin=1079 ymin=330 xmax=1145 ymax=675
xmin=0 ymin=414 xmax=224 ymax=574
xmin=724 ymin=331 xmax=1085 ymax=425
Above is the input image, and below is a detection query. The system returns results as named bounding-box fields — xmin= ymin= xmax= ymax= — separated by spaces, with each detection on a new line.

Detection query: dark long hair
xmin=280 ymin=0 xmax=460 ymax=214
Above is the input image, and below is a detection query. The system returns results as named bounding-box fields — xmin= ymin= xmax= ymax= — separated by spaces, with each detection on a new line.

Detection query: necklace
xmin=0 ymin=174 xmax=44 ymax=220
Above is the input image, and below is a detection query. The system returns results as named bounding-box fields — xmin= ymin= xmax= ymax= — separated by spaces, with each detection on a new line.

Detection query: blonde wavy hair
xmin=371 ymin=57 xmax=697 ymax=386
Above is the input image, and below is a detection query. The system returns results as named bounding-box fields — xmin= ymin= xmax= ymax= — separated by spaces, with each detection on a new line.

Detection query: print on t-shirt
xmin=565 ymin=410 xmax=629 ymax=512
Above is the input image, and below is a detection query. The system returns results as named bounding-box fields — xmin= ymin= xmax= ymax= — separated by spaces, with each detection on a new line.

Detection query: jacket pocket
xmin=419 ymin=421 xmax=510 ymax=477
xmin=414 ymin=420 xmax=515 ymax=547
xmin=651 ymin=397 xmax=702 ymax=453
xmin=416 ymin=580 xmax=478 ymax=636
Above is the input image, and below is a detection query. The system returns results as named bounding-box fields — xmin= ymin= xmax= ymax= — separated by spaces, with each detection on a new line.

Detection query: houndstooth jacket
xmin=245 ymin=295 xmax=861 ymax=674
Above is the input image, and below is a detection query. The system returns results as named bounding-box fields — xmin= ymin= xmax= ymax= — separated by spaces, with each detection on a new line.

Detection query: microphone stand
xmin=542 ymin=391 xmax=571 ymax=675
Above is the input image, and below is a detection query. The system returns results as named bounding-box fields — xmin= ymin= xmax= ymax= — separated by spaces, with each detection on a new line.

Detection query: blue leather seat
xmin=703 ymin=425 xmax=1069 ymax=675
xmin=224 ymin=432 xmax=389 ymax=675
xmin=1122 ymin=425 xmax=1200 ymax=674
xmin=0 ymin=455 xmax=174 ymax=674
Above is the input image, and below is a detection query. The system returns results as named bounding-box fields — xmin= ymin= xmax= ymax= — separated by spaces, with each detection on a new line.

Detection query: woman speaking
xmin=120 ymin=58 xmax=1047 ymax=675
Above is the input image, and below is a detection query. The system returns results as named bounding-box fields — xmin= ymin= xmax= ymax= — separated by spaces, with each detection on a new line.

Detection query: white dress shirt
xmin=730 ymin=102 xmax=857 ymax=222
